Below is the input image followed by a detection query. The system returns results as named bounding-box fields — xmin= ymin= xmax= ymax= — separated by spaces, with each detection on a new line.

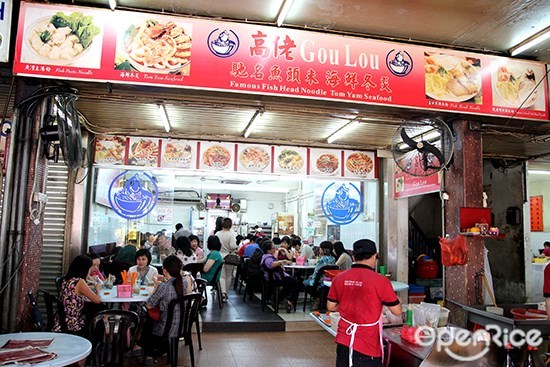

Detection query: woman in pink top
xmin=189 ymin=235 xmax=206 ymax=263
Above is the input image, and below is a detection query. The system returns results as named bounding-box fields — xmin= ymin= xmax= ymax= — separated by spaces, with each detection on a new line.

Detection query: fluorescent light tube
xmin=276 ymin=0 xmax=295 ymax=27
xmin=109 ymin=0 xmax=116 ymax=10
xmin=244 ymin=109 xmax=262 ymax=138
xmin=327 ymin=121 xmax=359 ymax=144
xmin=510 ymin=26 xmax=550 ymax=56
xmin=158 ymin=104 xmax=170 ymax=133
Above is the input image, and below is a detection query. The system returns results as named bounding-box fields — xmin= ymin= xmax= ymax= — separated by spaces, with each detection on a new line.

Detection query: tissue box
xmin=117 ymin=284 xmax=132 ymax=298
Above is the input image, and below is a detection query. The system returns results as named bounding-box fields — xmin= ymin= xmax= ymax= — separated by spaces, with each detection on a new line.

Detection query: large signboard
xmin=13 ymin=2 xmax=550 ymax=121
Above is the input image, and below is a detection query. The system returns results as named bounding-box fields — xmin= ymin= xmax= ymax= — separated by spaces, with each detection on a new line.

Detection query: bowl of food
xmin=25 ymin=12 xmax=100 ymax=65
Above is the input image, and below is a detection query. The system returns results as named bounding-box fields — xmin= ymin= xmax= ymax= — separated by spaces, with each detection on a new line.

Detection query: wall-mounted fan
xmin=391 ymin=118 xmax=454 ymax=177
xmin=39 ymin=90 xmax=83 ymax=170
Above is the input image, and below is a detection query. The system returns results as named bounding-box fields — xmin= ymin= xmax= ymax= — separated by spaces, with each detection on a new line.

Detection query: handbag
xmin=224 ymin=253 xmax=240 ymax=266
xmin=148 ymin=307 xmax=161 ymax=321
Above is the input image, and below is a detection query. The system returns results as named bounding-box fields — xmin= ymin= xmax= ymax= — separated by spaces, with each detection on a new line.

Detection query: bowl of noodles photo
xmin=239 ymin=146 xmax=270 ymax=172
xmin=202 ymin=145 xmax=231 ymax=169
xmin=316 ymin=153 xmax=339 ymax=174
xmin=163 ymin=142 xmax=192 ymax=167
xmin=346 ymin=153 xmax=373 ymax=175
xmin=25 ymin=12 xmax=100 ymax=65
xmin=494 ymin=64 xmax=541 ymax=109
xmin=123 ymin=19 xmax=191 ymax=74
xmin=277 ymin=149 xmax=304 ymax=173
xmin=425 ymin=53 xmax=481 ymax=102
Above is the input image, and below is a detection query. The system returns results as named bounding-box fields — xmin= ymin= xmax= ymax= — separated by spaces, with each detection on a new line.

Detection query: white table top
xmin=0 ymin=332 xmax=91 ymax=367
xmin=323 ymin=280 xmax=409 ymax=292
xmin=284 ymin=264 xmax=317 ymax=269
xmin=100 ymin=285 xmax=153 ymax=303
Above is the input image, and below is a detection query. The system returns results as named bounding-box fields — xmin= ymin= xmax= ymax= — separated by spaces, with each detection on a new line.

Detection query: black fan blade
xmin=419 ymin=141 xmax=444 ymax=168
xmin=400 ymin=128 xmax=417 ymax=149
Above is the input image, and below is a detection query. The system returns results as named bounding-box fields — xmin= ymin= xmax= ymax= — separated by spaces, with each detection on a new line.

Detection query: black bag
xmin=224 ymin=253 xmax=240 ymax=266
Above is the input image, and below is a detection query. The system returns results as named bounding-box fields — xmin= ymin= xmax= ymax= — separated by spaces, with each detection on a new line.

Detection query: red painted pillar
xmin=444 ymin=120 xmax=484 ymax=327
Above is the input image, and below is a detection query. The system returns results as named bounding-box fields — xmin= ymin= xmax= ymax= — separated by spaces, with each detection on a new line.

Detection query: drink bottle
xmin=503 ymin=344 xmax=515 ymax=367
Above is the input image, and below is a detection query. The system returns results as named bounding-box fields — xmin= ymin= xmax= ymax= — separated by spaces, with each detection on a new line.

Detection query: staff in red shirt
xmin=327 ymin=239 xmax=401 ymax=367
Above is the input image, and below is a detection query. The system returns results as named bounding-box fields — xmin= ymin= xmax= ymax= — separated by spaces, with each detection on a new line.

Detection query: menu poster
xmin=126 ymin=137 xmax=160 ymax=167
xmin=273 ymin=146 xmax=307 ymax=175
xmin=236 ymin=143 xmax=272 ymax=173
xmin=343 ymin=151 xmax=375 ymax=179
xmin=0 ymin=0 xmax=13 ymax=63
xmin=160 ymin=138 xmax=196 ymax=169
xmin=199 ymin=141 xmax=235 ymax=172
xmin=309 ymin=148 xmax=342 ymax=177
xmin=394 ymin=165 xmax=441 ymax=199
xmin=18 ymin=3 xmax=105 ymax=69
xmin=94 ymin=135 xmax=126 ymax=165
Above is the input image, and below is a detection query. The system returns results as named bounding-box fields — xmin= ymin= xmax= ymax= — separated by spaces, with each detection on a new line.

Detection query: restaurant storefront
xmin=0 ymin=1 xmax=548 ymax=342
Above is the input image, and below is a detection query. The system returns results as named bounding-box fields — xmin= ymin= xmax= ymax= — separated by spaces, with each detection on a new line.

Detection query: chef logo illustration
xmin=108 ymin=171 xmax=158 ymax=219
xmin=321 ymin=183 xmax=362 ymax=225
xmin=208 ymin=28 xmax=239 ymax=58
xmin=386 ymin=49 xmax=413 ymax=77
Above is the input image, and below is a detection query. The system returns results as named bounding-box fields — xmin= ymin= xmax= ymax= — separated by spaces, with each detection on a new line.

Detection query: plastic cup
xmin=379 ymin=265 xmax=387 ymax=275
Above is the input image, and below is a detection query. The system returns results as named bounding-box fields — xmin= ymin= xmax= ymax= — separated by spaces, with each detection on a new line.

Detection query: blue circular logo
xmin=321 ymin=182 xmax=363 ymax=225
xmin=108 ymin=171 xmax=158 ymax=220
xmin=386 ymin=49 xmax=413 ymax=77
xmin=207 ymin=28 xmax=239 ymax=58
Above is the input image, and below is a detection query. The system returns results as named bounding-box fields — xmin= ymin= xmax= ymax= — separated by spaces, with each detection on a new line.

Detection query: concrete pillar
xmin=444 ymin=120 xmax=484 ymax=327
xmin=380 ymin=158 xmax=408 ymax=283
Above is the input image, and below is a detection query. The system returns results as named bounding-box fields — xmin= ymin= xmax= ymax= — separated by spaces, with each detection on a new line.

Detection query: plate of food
xmin=202 ymin=145 xmax=231 ymax=169
xmin=494 ymin=65 xmax=540 ymax=108
xmin=346 ymin=152 xmax=373 ymax=175
xmin=163 ymin=142 xmax=192 ymax=166
xmin=95 ymin=136 xmax=126 ymax=164
xmin=25 ymin=12 xmax=100 ymax=65
xmin=425 ymin=54 xmax=481 ymax=102
xmin=239 ymin=146 xmax=270 ymax=172
xmin=316 ymin=153 xmax=339 ymax=174
xmin=277 ymin=149 xmax=304 ymax=173
xmin=129 ymin=139 xmax=159 ymax=166
xmin=123 ymin=19 xmax=191 ymax=74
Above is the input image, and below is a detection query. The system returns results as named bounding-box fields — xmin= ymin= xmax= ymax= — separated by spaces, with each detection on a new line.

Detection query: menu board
xmin=93 ymin=136 xmax=378 ymax=180
xmin=126 ymin=137 xmax=160 ymax=167
xmin=273 ymin=146 xmax=307 ymax=175
xmin=94 ymin=135 xmax=126 ymax=165
xmin=236 ymin=143 xmax=272 ymax=173
xmin=343 ymin=151 xmax=376 ymax=179
xmin=160 ymin=139 xmax=196 ymax=169
xmin=309 ymin=148 xmax=341 ymax=177
xmin=198 ymin=141 xmax=235 ymax=172
xmin=13 ymin=2 xmax=549 ymax=121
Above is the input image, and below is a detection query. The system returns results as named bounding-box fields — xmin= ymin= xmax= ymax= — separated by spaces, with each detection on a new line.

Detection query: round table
xmin=0 ymin=332 xmax=91 ymax=367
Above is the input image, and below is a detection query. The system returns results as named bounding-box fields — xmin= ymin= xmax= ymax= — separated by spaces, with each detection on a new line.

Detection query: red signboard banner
xmin=394 ymin=166 xmax=441 ymax=199
xmin=13 ymin=2 xmax=549 ymax=121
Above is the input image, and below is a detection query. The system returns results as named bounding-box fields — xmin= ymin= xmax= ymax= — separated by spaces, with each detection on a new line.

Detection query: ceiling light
xmin=326 ymin=120 xmax=359 ymax=144
xmin=157 ymin=104 xmax=170 ymax=133
xmin=276 ymin=0 xmax=294 ymax=27
xmin=243 ymin=109 xmax=263 ymax=138
xmin=510 ymin=26 xmax=550 ymax=56
xmin=109 ymin=0 xmax=116 ymax=10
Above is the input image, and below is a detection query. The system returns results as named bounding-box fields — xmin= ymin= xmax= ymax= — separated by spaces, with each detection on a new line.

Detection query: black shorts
xmin=336 ymin=343 xmax=382 ymax=367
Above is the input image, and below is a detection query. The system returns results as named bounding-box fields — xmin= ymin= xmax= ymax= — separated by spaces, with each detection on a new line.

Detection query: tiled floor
xmin=175 ymin=330 xmax=337 ymax=367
